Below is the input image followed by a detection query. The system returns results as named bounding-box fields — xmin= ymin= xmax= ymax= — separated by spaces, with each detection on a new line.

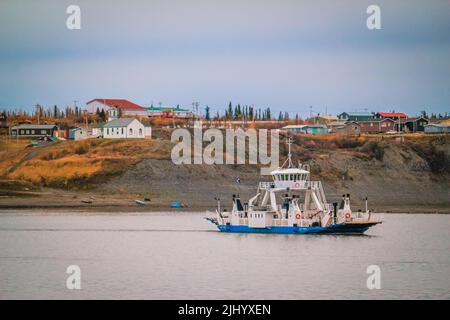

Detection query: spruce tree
xmin=205 ymin=106 xmax=211 ymax=121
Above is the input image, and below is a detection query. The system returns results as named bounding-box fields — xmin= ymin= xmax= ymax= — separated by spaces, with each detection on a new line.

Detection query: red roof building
xmin=86 ymin=99 xmax=148 ymax=117
xmin=374 ymin=112 xmax=408 ymax=120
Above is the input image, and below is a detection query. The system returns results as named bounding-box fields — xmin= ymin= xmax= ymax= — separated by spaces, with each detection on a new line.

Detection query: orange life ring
xmin=344 ymin=213 xmax=351 ymax=219
xmin=295 ymin=213 xmax=301 ymax=219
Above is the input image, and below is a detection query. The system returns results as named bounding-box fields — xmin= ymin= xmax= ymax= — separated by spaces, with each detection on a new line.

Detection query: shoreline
xmin=0 ymin=203 xmax=448 ymax=214
xmin=1 ymin=187 xmax=449 ymax=215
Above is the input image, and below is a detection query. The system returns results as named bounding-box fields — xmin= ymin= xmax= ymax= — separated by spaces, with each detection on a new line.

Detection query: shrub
xmin=359 ymin=141 xmax=385 ymax=161
xmin=408 ymin=142 xmax=450 ymax=174
xmin=74 ymin=145 xmax=88 ymax=155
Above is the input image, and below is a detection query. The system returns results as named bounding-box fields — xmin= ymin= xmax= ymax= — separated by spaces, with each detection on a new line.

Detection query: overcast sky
xmin=0 ymin=0 xmax=449 ymax=117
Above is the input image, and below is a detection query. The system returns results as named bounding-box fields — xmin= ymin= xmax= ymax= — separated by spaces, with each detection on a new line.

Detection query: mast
xmin=287 ymin=136 xmax=293 ymax=168
xmin=281 ymin=136 xmax=294 ymax=169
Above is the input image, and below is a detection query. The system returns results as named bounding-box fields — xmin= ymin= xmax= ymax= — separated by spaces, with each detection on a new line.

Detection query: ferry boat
xmin=206 ymin=138 xmax=382 ymax=235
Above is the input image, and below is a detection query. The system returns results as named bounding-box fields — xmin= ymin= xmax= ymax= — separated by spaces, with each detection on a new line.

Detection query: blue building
xmin=283 ymin=125 xmax=329 ymax=135
xmin=424 ymin=124 xmax=450 ymax=134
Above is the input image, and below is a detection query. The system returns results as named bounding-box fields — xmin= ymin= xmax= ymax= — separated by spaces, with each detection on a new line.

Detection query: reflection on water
xmin=0 ymin=212 xmax=449 ymax=299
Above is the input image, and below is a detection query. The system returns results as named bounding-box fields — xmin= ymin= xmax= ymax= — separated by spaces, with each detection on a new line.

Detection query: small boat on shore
xmin=206 ymin=137 xmax=382 ymax=235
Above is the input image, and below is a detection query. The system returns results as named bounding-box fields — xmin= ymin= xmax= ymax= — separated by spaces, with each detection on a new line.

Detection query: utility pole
xmin=35 ymin=104 xmax=39 ymax=125
xmin=74 ymin=100 xmax=78 ymax=121
xmin=192 ymin=101 xmax=199 ymax=126
xmin=84 ymin=110 xmax=88 ymax=134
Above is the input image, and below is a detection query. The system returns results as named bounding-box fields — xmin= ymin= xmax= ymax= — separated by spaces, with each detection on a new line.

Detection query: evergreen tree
xmin=205 ymin=106 xmax=211 ymax=121
xmin=249 ymin=106 xmax=253 ymax=120
xmin=278 ymin=111 xmax=283 ymax=121
xmin=227 ymin=102 xmax=233 ymax=120
xmin=266 ymin=107 xmax=271 ymax=120
xmin=99 ymin=109 xmax=106 ymax=122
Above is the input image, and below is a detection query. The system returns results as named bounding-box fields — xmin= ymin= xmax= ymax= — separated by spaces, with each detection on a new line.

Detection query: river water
xmin=0 ymin=211 xmax=448 ymax=299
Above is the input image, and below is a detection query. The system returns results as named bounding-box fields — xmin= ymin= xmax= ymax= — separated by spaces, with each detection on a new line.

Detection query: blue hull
xmin=217 ymin=223 xmax=377 ymax=234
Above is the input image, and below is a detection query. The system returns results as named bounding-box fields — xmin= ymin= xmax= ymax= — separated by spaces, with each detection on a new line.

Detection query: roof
xmin=340 ymin=112 xmax=373 ymax=117
xmin=357 ymin=118 xmax=395 ymax=123
xmin=87 ymin=99 xmax=146 ymax=111
xmin=146 ymin=106 xmax=189 ymax=112
xmin=283 ymin=124 xmax=327 ymax=129
xmin=316 ymin=115 xmax=338 ymax=120
xmin=327 ymin=121 xmax=347 ymax=126
xmin=271 ymin=168 xmax=310 ymax=175
xmin=424 ymin=123 xmax=450 ymax=128
xmin=304 ymin=125 xmax=328 ymax=128
xmin=283 ymin=125 xmax=307 ymax=129
xmin=376 ymin=112 xmax=408 ymax=118
xmin=103 ymin=118 xmax=137 ymax=127
xmin=11 ymin=124 xmax=57 ymax=129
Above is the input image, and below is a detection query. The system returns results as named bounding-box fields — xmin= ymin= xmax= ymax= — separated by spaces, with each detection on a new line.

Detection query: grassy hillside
xmin=1 ymin=133 xmax=449 ymax=212
xmin=0 ymin=137 xmax=171 ymax=189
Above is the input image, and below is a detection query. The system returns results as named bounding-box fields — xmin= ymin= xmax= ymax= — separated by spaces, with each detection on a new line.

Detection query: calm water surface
xmin=0 ymin=212 xmax=449 ymax=299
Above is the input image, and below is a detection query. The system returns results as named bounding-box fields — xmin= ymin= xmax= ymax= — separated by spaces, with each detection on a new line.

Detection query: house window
xmin=26 ymin=130 xmax=30 ymax=134
xmin=129 ymin=128 xmax=133 ymax=135
xmin=139 ymin=128 xmax=142 ymax=136
xmin=122 ymin=128 xmax=124 ymax=134
xmin=31 ymin=130 xmax=35 ymax=134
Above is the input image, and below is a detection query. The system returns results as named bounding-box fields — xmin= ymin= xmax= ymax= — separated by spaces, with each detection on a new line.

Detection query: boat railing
xmin=346 ymin=212 xmax=383 ymax=223
xmin=259 ymin=181 xmax=275 ymax=189
xmin=239 ymin=218 xmax=248 ymax=225
xmin=325 ymin=203 xmax=334 ymax=212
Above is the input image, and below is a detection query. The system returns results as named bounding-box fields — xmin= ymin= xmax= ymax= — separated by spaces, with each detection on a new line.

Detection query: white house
xmin=143 ymin=123 xmax=152 ymax=138
xmin=102 ymin=118 xmax=150 ymax=139
xmin=91 ymin=124 xmax=103 ymax=137
xmin=86 ymin=99 xmax=148 ymax=117
xmin=69 ymin=127 xmax=88 ymax=140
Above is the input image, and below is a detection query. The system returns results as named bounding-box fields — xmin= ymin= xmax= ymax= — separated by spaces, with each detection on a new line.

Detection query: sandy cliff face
xmin=1 ymin=134 xmax=449 ymax=212
xmin=312 ymin=141 xmax=450 ymax=212
xmin=101 ymin=136 xmax=450 ymax=212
